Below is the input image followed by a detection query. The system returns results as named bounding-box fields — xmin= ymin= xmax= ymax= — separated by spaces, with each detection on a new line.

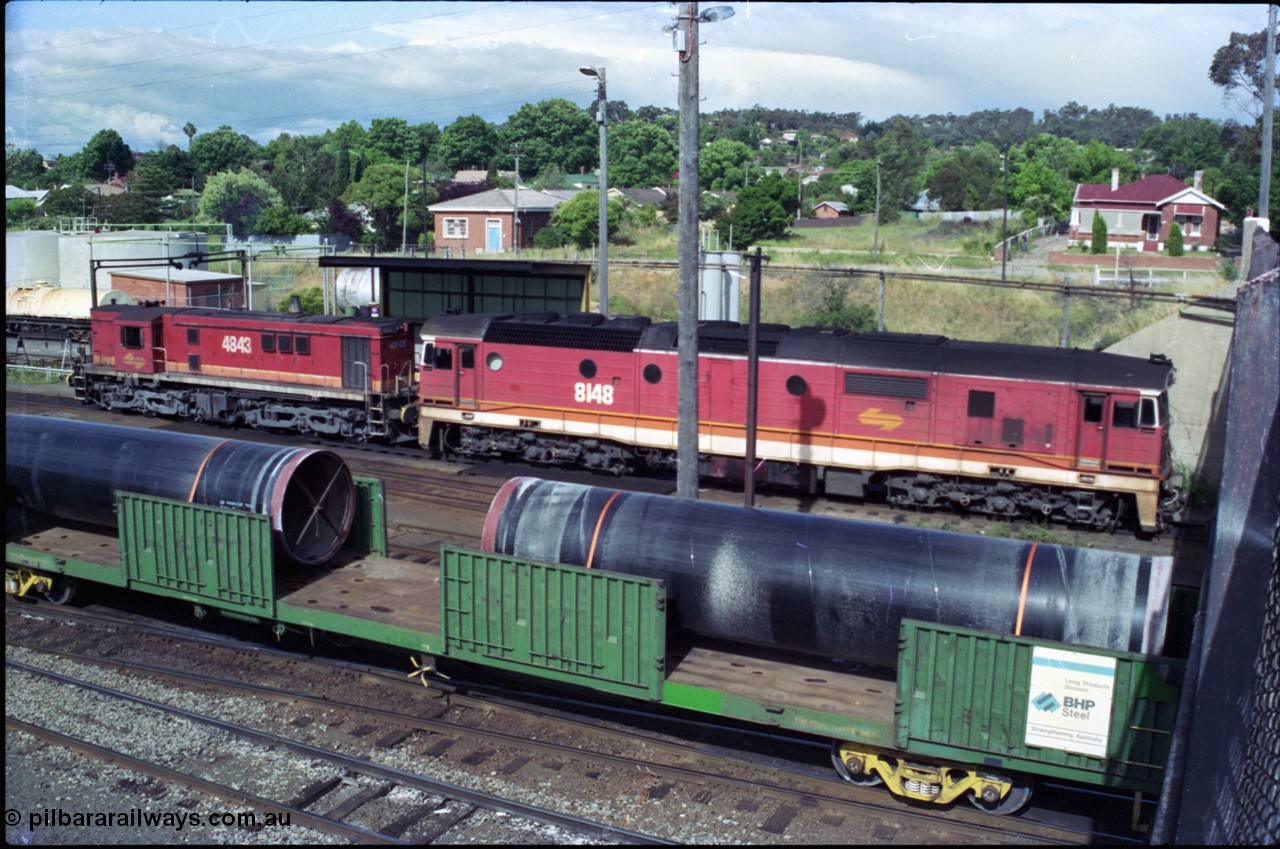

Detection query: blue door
xmin=487 ymin=220 xmax=502 ymax=253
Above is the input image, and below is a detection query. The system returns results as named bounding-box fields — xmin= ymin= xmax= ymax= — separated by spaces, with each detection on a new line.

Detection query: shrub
xmin=1167 ymin=221 xmax=1184 ymax=257
xmin=1089 ymin=212 xmax=1107 ymax=254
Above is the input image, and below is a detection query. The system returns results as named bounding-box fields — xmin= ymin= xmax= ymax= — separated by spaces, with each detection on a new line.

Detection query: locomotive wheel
xmin=831 ymin=743 xmax=883 ymax=786
xmin=967 ymin=773 xmax=1031 ymax=815
xmin=40 ymin=577 xmax=77 ymax=605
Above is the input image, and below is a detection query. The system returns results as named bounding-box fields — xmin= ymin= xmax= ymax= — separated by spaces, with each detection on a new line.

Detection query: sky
xmin=4 ymin=1 xmax=1270 ymax=158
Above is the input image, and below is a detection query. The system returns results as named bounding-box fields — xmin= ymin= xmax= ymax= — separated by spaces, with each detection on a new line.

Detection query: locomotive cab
xmin=91 ymin=306 xmax=165 ymax=375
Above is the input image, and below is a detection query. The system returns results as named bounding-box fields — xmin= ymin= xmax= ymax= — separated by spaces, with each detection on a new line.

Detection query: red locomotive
xmin=75 ymin=305 xmax=420 ymax=441
xmin=418 ymin=311 xmax=1182 ymax=533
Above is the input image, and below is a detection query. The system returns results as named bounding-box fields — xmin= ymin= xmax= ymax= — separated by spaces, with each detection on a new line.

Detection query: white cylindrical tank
xmin=6 ymin=286 xmax=99 ymax=320
xmin=57 ymin=230 xmax=209 ymax=289
xmin=699 ymin=251 xmax=741 ymax=322
xmin=335 ymin=267 xmax=380 ymax=310
xmin=5 ymin=231 xmax=61 ymax=287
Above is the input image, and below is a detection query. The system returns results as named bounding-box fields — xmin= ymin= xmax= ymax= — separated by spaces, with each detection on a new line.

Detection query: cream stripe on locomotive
xmin=426 ymin=403 xmax=1161 ymax=497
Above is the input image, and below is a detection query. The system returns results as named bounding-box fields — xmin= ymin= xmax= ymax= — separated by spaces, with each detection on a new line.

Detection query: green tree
xmin=1138 ymin=115 xmax=1226 ymax=179
xmin=190 ymin=126 xmax=258 ymax=185
xmin=1209 ymin=29 xmax=1280 ymax=119
xmin=38 ymin=184 xmax=96 ymax=219
xmin=607 ymin=120 xmax=677 ymax=187
xmin=411 ymin=122 xmax=441 ymax=163
xmin=129 ymin=146 xmax=193 ymax=206
xmin=197 ymin=168 xmax=283 ymax=239
xmin=264 ymin=133 xmax=335 ymax=214
xmin=1090 ymin=210 xmax=1108 ymax=254
xmin=341 ymin=162 xmax=437 ymax=247
xmin=94 ymin=191 xmax=161 ymax=225
xmin=437 ymin=115 xmax=501 ymax=172
xmin=1070 ymin=139 xmax=1137 ymax=185
xmin=183 ymin=122 xmax=198 ymax=149
xmin=5 ymin=144 xmax=46 ymax=188
xmin=872 ymin=118 xmax=929 ymax=223
xmin=368 ymin=117 xmax=418 ymax=164
xmin=6 ymin=198 xmax=38 ymax=228
xmin=498 ymin=99 xmax=596 ymax=175
xmin=1167 ymin=221 xmax=1184 ymax=256
xmin=291 ymin=286 xmax=326 ymax=315
xmin=545 ymin=189 xmax=622 ymax=249
xmin=714 ymin=172 xmax=796 ymax=246
xmin=699 ymin=138 xmax=754 ymax=190
xmin=80 ymin=129 xmax=135 ymax=181
xmin=1012 ymin=158 xmax=1073 ymax=221
xmin=925 ymin=143 xmax=1002 ymax=211
xmin=256 ymin=205 xmax=316 ymax=236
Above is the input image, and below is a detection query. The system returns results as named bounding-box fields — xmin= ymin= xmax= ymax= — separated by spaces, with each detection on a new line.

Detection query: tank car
xmin=74 ymin=304 xmax=420 ymax=442
xmin=418 ymin=311 xmax=1182 ymax=533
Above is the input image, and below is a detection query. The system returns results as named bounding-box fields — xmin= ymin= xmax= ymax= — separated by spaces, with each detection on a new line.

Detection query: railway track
xmin=7 ymin=599 xmax=1145 ymax=844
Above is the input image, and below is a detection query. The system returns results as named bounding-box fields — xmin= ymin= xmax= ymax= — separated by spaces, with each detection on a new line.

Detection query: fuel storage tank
xmin=6 ymin=415 xmax=354 ymax=567
xmin=483 ymin=477 xmax=1173 ymax=667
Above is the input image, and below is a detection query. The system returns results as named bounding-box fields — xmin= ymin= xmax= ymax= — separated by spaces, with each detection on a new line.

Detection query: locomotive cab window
xmin=1112 ymin=401 xmax=1138 ymax=429
xmin=295 ymin=336 xmax=310 ymax=356
xmin=460 ymin=347 xmax=475 ymax=369
xmin=432 ymin=346 xmax=453 ymax=370
xmin=967 ymin=390 xmax=995 ymax=418
xmin=187 ymin=328 xmax=199 ymax=345
xmin=421 ymin=343 xmax=435 ymax=369
xmin=1083 ymin=395 xmax=1105 ymax=424
xmin=121 ymin=327 xmax=144 ymax=349
xmin=1140 ymin=398 xmax=1158 ymax=427
xmin=278 ymin=335 xmax=293 ymax=354
xmin=262 ymin=333 xmax=276 ymax=353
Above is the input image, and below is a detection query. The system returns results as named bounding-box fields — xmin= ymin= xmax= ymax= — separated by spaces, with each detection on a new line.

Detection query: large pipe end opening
xmin=272 ymin=450 xmax=355 ymax=567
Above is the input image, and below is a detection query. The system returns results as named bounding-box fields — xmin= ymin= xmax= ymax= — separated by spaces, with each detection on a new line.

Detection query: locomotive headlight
xmin=486 ymin=352 xmax=504 ymax=371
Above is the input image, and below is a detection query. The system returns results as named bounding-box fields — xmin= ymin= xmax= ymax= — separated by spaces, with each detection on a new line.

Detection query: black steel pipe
xmin=6 ymin=415 xmax=354 ymax=566
xmin=483 ymin=477 xmax=1173 ymax=667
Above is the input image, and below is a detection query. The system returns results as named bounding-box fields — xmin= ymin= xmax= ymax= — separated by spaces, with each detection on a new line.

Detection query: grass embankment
xmin=264 ymin=218 xmax=1225 ymax=347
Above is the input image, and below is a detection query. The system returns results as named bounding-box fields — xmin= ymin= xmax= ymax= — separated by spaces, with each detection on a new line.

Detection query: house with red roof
xmin=1068 ymin=169 xmax=1225 ymax=253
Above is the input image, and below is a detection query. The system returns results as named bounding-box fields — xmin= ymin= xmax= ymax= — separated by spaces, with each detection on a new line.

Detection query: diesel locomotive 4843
xmin=75 ymin=305 xmax=1184 ymax=533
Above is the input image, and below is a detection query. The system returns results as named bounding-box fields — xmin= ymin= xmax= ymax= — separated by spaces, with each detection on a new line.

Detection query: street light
xmin=672 ymin=2 xmax=734 ymax=500
xmin=581 ymin=65 xmax=609 ymax=316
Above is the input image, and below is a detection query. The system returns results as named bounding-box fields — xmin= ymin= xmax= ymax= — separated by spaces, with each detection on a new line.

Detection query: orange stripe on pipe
xmin=585 ymin=490 xmax=623 ymax=570
xmin=187 ymin=440 xmax=231 ymax=502
xmin=1014 ymin=542 xmax=1039 ymax=636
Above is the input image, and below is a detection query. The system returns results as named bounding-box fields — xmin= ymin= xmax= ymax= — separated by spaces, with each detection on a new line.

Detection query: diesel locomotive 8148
xmin=418 ymin=311 xmax=1183 ymax=533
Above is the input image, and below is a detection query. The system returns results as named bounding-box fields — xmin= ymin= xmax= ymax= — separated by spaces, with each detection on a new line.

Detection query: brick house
xmin=813 ymin=201 xmax=850 ymax=219
xmin=428 ymin=188 xmax=562 ymax=255
xmin=1069 ymin=170 xmax=1225 ymax=252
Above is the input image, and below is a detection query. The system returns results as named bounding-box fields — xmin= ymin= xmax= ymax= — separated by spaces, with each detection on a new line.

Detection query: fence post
xmin=878 ymin=271 xmax=886 ymax=331
xmin=1060 ymin=278 xmax=1071 ymax=348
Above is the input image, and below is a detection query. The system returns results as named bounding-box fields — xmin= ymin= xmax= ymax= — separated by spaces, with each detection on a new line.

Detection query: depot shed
xmin=108 ymin=268 xmax=245 ymax=309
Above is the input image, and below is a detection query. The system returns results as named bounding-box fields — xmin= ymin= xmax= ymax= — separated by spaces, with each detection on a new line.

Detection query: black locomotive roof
xmin=91 ymin=304 xmax=407 ymax=331
xmin=419 ymin=312 xmax=1173 ymax=391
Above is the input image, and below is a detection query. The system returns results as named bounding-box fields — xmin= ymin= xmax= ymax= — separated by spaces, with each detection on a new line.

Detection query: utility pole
xmin=744 ymin=247 xmax=764 ymax=508
xmin=671 ymin=2 xmax=732 ymax=500
xmin=676 ymin=2 xmax=701 ymax=501
xmin=581 ymin=66 xmax=609 ymax=315
xmin=1002 ymin=142 xmax=1010 ymax=281
xmin=873 ymin=159 xmax=881 ymax=262
xmin=512 ymin=145 xmax=522 ymax=257
xmin=1259 ymin=2 xmax=1276 ymax=220
xmin=401 ymin=158 xmax=410 ymax=253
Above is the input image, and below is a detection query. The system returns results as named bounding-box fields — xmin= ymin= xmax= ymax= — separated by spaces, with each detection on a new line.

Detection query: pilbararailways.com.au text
xmin=9 ymin=807 xmax=293 ymax=832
